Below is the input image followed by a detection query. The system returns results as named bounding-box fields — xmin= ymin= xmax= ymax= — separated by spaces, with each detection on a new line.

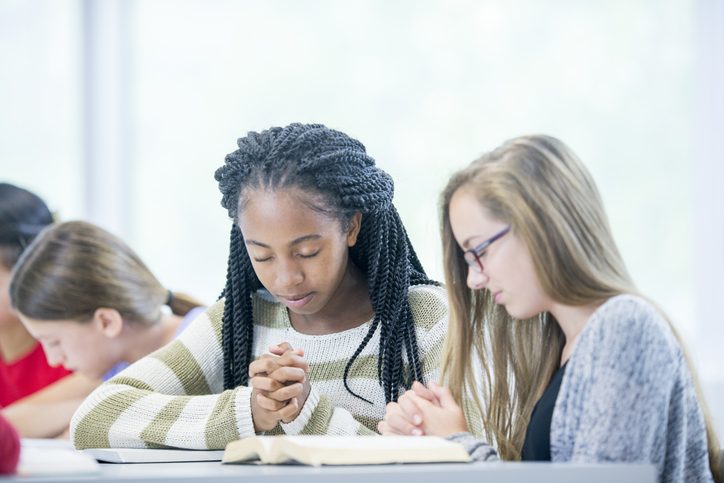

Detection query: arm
xmin=446 ymin=432 xmax=499 ymax=462
xmin=1 ymin=372 xmax=101 ymax=438
xmin=70 ymin=301 xmax=256 ymax=450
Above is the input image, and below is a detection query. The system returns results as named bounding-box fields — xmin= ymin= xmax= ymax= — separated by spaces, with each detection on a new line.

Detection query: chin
xmin=286 ymin=301 xmax=321 ymax=316
xmin=504 ymin=304 xmax=539 ymax=321
xmin=80 ymin=369 xmax=103 ymax=380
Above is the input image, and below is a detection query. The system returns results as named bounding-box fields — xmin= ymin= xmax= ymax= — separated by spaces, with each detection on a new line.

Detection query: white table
xmin=1 ymin=460 xmax=656 ymax=483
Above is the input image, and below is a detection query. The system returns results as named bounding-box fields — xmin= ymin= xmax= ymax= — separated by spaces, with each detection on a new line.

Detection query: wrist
xmin=235 ymin=386 xmax=257 ymax=439
xmin=280 ymin=387 xmax=319 ymax=435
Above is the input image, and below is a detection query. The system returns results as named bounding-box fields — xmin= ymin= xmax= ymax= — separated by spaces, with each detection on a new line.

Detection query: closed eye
xmin=299 ymin=250 xmax=320 ymax=259
xmin=254 ymin=256 xmax=272 ymax=262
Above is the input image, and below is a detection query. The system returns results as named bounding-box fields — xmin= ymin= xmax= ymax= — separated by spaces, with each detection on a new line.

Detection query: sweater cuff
xmin=234 ymin=386 xmax=256 ymax=439
xmin=280 ymin=387 xmax=320 ymax=435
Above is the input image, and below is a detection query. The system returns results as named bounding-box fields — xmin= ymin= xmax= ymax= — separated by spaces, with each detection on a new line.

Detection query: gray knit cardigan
xmin=447 ymin=295 xmax=714 ymax=483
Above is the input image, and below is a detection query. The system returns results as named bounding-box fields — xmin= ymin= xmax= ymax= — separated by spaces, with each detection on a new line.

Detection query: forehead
xmin=238 ymin=189 xmax=340 ymax=243
xmin=449 ymin=189 xmax=506 ymax=248
xmin=20 ymin=315 xmax=85 ymax=338
xmin=449 ymin=189 xmax=496 ymax=226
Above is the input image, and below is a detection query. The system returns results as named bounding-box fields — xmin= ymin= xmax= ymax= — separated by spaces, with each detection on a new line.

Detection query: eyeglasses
xmin=463 ymin=226 xmax=510 ymax=273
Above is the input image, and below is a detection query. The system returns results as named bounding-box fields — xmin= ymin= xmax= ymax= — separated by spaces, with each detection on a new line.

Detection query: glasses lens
xmin=464 ymin=251 xmax=482 ymax=273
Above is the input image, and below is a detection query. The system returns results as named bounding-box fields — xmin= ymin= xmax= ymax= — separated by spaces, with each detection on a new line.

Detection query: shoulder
xmin=177 ymin=306 xmax=207 ymax=334
xmin=204 ymin=298 xmax=226 ymax=327
xmin=574 ymin=294 xmax=683 ymax=376
xmin=176 ymin=298 xmax=225 ymax=346
xmin=202 ymin=291 xmax=288 ymax=331
xmin=408 ymin=284 xmax=449 ymax=331
xmin=587 ymin=295 xmax=677 ymax=347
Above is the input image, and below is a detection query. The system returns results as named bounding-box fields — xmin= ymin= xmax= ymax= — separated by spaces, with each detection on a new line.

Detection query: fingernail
xmin=411 ymin=429 xmax=423 ymax=436
xmin=413 ymin=414 xmax=422 ymax=425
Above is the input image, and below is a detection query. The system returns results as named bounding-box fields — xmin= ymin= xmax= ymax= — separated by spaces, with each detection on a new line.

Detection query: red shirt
xmin=0 ymin=342 xmax=72 ymax=407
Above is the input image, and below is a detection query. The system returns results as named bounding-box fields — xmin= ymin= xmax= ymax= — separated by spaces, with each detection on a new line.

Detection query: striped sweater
xmin=70 ymin=284 xmax=448 ymax=450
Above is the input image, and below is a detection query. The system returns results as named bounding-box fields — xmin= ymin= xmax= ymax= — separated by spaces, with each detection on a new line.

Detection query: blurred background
xmin=1 ymin=0 xmax=722 ymax=434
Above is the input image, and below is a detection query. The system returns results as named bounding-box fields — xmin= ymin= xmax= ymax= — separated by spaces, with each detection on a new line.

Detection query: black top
xmin=521 ymin=361 xmax=568 ymax=461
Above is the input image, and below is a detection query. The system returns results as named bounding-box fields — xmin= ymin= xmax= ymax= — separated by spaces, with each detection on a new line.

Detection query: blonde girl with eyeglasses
xmin=379 ymin=135 xmax=720 ymax=483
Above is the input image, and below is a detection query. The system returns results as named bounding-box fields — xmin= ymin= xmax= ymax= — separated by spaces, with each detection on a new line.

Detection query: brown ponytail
xmin=167 ymin=292 xmax=204 ymax=317
xmin=10 ymin=221 xmax=204 ymax=325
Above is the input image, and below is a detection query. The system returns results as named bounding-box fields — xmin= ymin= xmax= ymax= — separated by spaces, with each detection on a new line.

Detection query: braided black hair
xmin=215 ymin=123 xmax=436 ymax=403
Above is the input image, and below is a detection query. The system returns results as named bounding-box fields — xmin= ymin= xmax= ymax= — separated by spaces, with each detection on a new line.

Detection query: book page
xmin=224 ymin=436 xmax=471 ymax=466
xmin=282 ymin=436 xmax=462 ymax=450
xmin=278 ymin=436 xmax=471 ymax=466
xmin=223 ymin=436 xmax=277 ymax=464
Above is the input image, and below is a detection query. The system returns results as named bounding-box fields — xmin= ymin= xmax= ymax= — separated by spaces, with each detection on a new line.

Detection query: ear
xmin=91 ymin=308 xmax=124 ymax=339
xmin=346 ymin=213 xmax=363 ymax=247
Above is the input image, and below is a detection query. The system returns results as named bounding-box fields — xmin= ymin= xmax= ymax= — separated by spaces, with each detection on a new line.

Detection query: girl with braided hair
xmin=70 ymin=123 xmax=449 ymax=449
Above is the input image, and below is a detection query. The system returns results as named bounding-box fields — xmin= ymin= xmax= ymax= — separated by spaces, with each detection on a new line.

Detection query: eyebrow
xmin=245 ymin=234 xmax=322 ymax=249
xmin=461 ymin=237 xmax=479 ymax=250
xmin=461 ymin=234 xmax=489 ymax=250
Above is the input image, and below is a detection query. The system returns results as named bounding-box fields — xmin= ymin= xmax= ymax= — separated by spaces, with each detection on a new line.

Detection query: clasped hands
xmin=249 ymin=342 xmax=311 ymax=432
xmin=377 ymin=380 xmax=469 ymax=437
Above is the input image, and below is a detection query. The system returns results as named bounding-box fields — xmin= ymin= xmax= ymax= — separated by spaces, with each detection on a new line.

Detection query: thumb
xmin=269 ymin=342 xmax=294 ymax=355
xmin=430 ymin=381 xmax=459 ymax=410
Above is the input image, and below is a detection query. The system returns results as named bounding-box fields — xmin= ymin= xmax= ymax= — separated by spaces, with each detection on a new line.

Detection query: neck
xmin=118 ymin=313 xmax=183 ymax=364
xmin=289 ymin=261 xmax=374 ymax=336
xmin=0 ymin=319 xmax=38 ymax=364
xmin=549 ymin=302 xmax=603 ymax=366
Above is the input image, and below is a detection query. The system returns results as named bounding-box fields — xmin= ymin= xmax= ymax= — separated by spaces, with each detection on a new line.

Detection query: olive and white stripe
xmin=71 ymin=284 xmax=449 ymax=450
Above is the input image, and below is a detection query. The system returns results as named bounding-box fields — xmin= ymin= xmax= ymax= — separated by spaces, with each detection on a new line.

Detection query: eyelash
xmin=254 ymin=250 xmax=320 ymax=263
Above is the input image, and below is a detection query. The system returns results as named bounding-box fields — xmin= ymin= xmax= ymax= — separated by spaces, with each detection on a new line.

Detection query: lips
xmin=278 ymin=292 xmax=314 ymax=310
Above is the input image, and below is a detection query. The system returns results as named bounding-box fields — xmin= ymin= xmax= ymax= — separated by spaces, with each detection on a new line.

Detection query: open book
xmin=222 ymin=435 xmax=471 ymax=466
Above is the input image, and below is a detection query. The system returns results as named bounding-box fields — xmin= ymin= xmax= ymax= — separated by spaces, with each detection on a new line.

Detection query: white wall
xmin=1 ymin=0 xmax=721 ymax=436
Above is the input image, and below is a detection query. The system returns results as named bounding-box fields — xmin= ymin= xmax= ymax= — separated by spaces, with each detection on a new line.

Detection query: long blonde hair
xmin=9 ymin=221 xmax=203 ymax=324
xmin=439 ymin=135 xmax=721 ymax=479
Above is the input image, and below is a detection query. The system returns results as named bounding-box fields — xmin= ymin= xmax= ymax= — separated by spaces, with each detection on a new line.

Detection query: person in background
xmin=70 ymin=123 xmax=449 ymax=450
xmin=0 ymin=183 xmax=95 ymax=439
xmin=8 ymin=220 xmax=205 ymax=437
xmin=379 ymin=135 xmax=721 ymax=483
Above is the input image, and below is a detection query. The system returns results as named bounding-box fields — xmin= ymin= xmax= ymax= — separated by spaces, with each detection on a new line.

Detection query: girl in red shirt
xmin=0 ymin=183 xmax=83 ymax=437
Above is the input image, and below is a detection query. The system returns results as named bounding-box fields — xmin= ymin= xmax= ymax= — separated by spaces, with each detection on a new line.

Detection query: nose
xmin=276 ymin=258 xmax=304 ymax=288
xmin=466 ymin=266 xmax=488 ymax=290
xmin=44 ymin=346 xmax=65 ymax=368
